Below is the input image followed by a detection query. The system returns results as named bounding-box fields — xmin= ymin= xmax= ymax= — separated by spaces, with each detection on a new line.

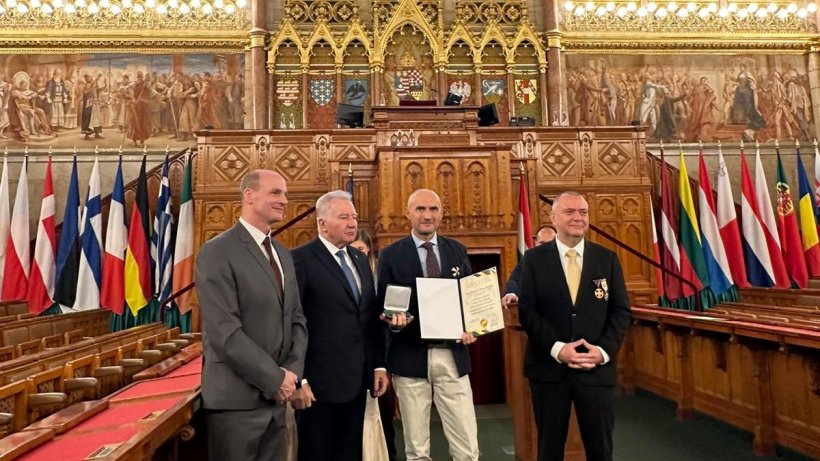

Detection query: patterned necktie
xmin=566 ymin=248 xmax=581 ymax=305
xmin=421 ymin=241 xmax=441 ymax=278
xmin=336 ymin=250 xmax=360 ymax=303
xmin=262 ymin=236 xmax=284 ymax=302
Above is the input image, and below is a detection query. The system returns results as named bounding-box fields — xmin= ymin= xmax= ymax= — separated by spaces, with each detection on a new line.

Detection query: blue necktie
xmin=336 ymin=250 xmax=360 ymax=302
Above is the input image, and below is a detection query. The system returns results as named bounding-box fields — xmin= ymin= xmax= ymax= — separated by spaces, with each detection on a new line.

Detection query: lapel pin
xmin=451 ymin=266 xmax=460 ymax=277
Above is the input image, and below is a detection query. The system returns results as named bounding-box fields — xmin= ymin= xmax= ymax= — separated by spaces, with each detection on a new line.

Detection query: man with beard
xmin=126 ymin=71 xmax=157 ymax=147
xmin=80 ymin=73 xmax=103 ymax=140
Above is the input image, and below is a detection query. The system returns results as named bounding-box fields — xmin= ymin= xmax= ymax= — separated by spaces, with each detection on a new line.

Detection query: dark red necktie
xmin=421 ymin=241 xmax=441 ymax=278
xmin=263 ymin=236 xmax=284 ymax=301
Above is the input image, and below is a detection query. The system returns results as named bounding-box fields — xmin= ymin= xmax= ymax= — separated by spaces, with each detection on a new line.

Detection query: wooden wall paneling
xmin=770 ymin=349 xmax=820 ymax=459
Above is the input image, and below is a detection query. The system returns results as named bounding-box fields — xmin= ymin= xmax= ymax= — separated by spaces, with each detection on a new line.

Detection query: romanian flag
xmin=124 ymin=156 xmax=152 ymax=316
xmin=775 ymin=149 xmax=808 ymax=287
xmin=795 ymin=147 xmax=820 ymax=276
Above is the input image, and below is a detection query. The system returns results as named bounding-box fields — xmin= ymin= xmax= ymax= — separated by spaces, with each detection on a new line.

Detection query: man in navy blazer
xmin=518 ymin=192 xmax=631 ymax=461
xmin=377 ymin=189 xmax=480 ymax=461
xmin=290 ymin=190 xmax=388 ymax=461
xmin=502 ymin=224 xmax=557 ymax=307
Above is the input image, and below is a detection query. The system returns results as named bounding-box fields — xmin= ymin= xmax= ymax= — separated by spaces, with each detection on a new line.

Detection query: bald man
xmin=502 ymin=225 xmax=557 ymax=308
xmin=377 ymin=189 xmax=480 ymax=461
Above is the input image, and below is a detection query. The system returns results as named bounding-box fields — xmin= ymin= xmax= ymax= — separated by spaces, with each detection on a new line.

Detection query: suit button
xmin=572 ymin=313 xmax=577 ymax=318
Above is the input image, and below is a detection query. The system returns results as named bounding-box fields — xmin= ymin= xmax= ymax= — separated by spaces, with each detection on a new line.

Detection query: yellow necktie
xmin=566 ymin=249 xmax=581 ymax=304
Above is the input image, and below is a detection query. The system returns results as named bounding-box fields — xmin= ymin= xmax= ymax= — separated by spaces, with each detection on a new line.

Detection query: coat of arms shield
xmin=514 ymin=79 xmax=538 ymax=105
xmin=310 ymin=79 xmax=335 ymax=106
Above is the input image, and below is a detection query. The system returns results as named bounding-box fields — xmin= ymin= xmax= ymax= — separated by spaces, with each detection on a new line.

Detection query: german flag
xmin=124 ymin=156 xmax=152 ymax=316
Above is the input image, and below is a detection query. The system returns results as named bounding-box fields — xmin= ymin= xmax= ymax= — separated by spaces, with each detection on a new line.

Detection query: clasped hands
xmin=274 ymin=367 xmax=298 ymax=404
xmin=557 ymin=339 xmax=604 ymax=370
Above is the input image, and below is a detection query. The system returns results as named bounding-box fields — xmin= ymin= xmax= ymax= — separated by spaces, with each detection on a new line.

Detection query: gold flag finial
xmin=73 ymin=146 xmax=77 ymax=155
xmin=755 ymin=139 xmax=760 ymax=149
xmin=519 ymin=161 xmax=525 ymax=174
xmin=3 ymin=147 xmax=7 ymax=157
xmin=348 ymin=163 xmax=353 ymax=175
xmin=165 ymin=145 xmax=170 ymax=155
xmin=24 ymin=146 xmax=28 ymax=156
xmin=677 ymin=139 xmax=683 ymax=153
xmin=739 ymin=138 xmax=744 ymax=149
xmin=775 ymin=139 xmax=780 ymax=148
xmin=796 ymin=139 xmax=801 ymax=148
xmin=814 ymin=138 xmax=819 ymax=148
xmin=698 ymin=139 xmax=703 ymax=150
xmin=659 ymin=139 xmax=664 ymax=150
xmin=94 ymin=145 xmax=99 ymax=155
xmin=143 ymin=144 xmax=147 ymax=155
xmin=717 ymin=139 xmax=722 ymax=149
xmin=48 ymin=146 xmax=52 ymax=156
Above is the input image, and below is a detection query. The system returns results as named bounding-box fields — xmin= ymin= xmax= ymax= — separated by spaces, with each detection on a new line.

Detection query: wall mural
xmin=0 ymin=52 xmax=244 ymax=149
xmin=563 ymin=54 xmax=814 ymax=143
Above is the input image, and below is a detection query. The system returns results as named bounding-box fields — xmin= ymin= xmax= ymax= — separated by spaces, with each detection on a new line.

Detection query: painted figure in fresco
xmin=46 ymin=70 xmax=70 ymax=129
xmin=731 ymin=64 xmax=767 ymax=137
xmin=126 ymin=70 xmax=158 ymax=146
xmin=636 ymin=68 xmax=666 ymax=135
xmin=197 ymin=72 xmax=221 ymax=130
xmin=0 ymin=75 xmax=10 ymax=139
xmin=113 ymin=74 xmax=130 ymax=133
xmin=10 ymin=75 xmax=53 ymax=141
xmin=654 ymin=88 xmax=687 ymax=142
xmin=786 ymin=71 xmax=812 ymax=141
xmin=382 ymin=56 xmax=399 ymax=106
xmin=226 ymin=73 xmax=244 ymax=129
xmin=80 ymin=73 xmax=103 ymax=140
xmin=96 ymin=72 xmax=113 ymax=128
xmin=63 ymin=73 xmax=78 ymax=130
xmin=686 ymin=77 xmax=718 ymax=142
xmin=174 ymin=75 xmax=199 ymax=141
xmin=767 ymin=71 xmax=797 ymax=141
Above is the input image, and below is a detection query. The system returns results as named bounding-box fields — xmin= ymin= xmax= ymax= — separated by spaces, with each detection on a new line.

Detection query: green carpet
xmin=391 ymin=390 xmax=814 ymax=460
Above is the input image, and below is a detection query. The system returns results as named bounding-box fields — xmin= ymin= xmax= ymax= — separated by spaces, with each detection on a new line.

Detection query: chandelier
xmin=561 ymin=1 xmax=817 ymax=32
xmin=0 ymin=0 xmax=248 ymax=29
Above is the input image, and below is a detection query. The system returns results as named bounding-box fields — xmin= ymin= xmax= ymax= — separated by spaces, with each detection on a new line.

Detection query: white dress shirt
xmin=317 ymin=234 xmax=362 ymax=292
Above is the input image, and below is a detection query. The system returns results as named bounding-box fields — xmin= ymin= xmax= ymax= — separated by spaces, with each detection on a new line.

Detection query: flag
xmin=125 ymin=156 xmax=152 ymax=316
xmin=815 ymin=143 xmax=820 ymax=208
xmin=101 ymin=156 xmax=127 ymax=314
xmin=75 ymin=158 xmax=102 ymax=310
xmin=649 ymin=204 xmax=664 ymax=298
xmin=0 ymin=158 xmax=10 ymax=296
xmin=798 ymin=147 xmax=820 ymax=276
xmin=740 ymin=149 xmax=789 ymax=287
xmin=55 ymin=156 xmax=81 ymax=308
xmin=775 ymin=149 xmax=808 ymax=287
xmin=658 ymin=146 xmax=698 ymax=301
xmin=1 ymin=157 xmax=29 ymax=301
xmin=716 ymin=147 xmax=749 ymax=288
xmin=173 ymin=153 xmax=195 ymax=314
xmin=516 ymin=174 xmax=533 ymax=258
xmin=27 ymin=158 xmax=56 ymax=314
xmin=678 ymin=152 xmax=710 ymax=291
xmin=151 ymin=156 xmax=174 ymax=304
xmin=697 ymin=149 xmax=733 ymax=296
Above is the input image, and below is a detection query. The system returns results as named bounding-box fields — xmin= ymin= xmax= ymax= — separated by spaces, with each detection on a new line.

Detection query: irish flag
xmin=173 ymin=153 xmax=195 ymax=313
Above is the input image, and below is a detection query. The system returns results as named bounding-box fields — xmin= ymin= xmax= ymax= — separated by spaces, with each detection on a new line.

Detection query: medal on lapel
xmin=593 ymin=278 xmax=609 ymax=300
xmin=451 ymin=266 xmax=461 ymax=278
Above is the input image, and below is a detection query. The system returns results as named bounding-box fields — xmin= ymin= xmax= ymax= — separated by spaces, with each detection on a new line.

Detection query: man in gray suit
xmin=196 ymin=169 xmax=308 ymax=461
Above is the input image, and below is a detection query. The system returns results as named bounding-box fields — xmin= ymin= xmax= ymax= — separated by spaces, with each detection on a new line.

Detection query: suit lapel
xmin=438 ymin=238 xmax=455 ymax=278
xmin=233 ymin=224 xmax=282 ymax=302
xmin=311 ymin=239 xmax=360 ymax=306
xmin=402 ymin=237 xmax=425 ymax=279
xmin=576 ymin=243 xmax=597 ymax=306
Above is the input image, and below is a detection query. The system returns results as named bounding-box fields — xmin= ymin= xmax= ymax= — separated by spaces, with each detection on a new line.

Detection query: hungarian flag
xmin=795 ymin=147 xmax=820 ymax=276
xmin=716 ymin=147 xmax=749 ymax=287
xmin=75 ymin=158 xmax=102 ymax=310
xmin=658 ymin=145 xmax=698 ymax=301
xmin=125 ymin=156 xmax=152 ymax=316
xmin=775 ymin=149 xmax=808 ymax=287
xmin=27 ymin=158 xmax=56 ymax=314
xmin=0 ymin=158 xmax=10 ymax=297
xmin=101 ymin=156 xmax=127 ymax=314
xmin=173 ymin=153 xmax=195 ymax=314
xmin=678 ymin=152 xmax=710 ymax=292
xmin=1 ymin=157 xmax=29 ymax=301
xmin=55 ymin=157 xmax=81 ymax=308
xmin=516 ymin=173 xmax=533 ymax=258
xmin=697 ymin=150 xmax=733 ymax=296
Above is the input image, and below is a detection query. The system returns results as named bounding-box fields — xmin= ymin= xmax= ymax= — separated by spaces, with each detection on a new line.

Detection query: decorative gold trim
xmin=0 ymin=29 xmax=247 ymax=52
xmin=562 ymin=34 xmax=816 ymax=53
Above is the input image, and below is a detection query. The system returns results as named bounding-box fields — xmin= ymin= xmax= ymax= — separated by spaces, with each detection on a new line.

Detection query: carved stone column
xmin=372 ymin=64 xmax=383 ymax=106
xmin=249 ymin=0 xmax=268 ymax=129
xmin=544 ymin=0 xmax=563 ymax=125
xmin=808 ymin=49 xmax=820 ymax=138
xmin=301 ymin=64 xmax=310 ymax=128
xmin=335 ymin=64 xmax=344 ymax=105
xmin=506 ymin=64 xmax=516 ymax=117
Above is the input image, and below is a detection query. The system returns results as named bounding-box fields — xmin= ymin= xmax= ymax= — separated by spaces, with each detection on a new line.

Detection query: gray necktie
xmin=421 ymin=241 xmax=441 ymax=278
xmin=336 ymin=250 xmax=360 ymax=302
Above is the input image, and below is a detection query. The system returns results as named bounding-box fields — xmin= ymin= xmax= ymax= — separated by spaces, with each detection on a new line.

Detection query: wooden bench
xmin=0 ymin=309 xmax=109 ymax=349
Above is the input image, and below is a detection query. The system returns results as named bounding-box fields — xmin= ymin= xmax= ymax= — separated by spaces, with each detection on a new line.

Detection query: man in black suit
xmin=196 ymin=170 xmax=307 ymax=461
xmin=377 ymin=188 xmax=479 ymax=461
xmin=502 ymin=224 xmax=557 ymax=308
xmin=519 ymin=191 xmax=631 ymax=461
xmin=291 ymin=190 xmax=388 ymax=461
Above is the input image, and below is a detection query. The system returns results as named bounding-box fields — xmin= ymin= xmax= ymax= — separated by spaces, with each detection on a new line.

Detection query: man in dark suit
xmin=195 ymin=170 xmax=308 ymax=461
xmin=290 ymin=190 xmax=388 ymax=461
xmin=502 ymin=224 xmax=557 ymax=307
xmin=519 ymin=191 xmax=631 ymax=461
xmin=377 ymin=188 xmax=480 ymax=461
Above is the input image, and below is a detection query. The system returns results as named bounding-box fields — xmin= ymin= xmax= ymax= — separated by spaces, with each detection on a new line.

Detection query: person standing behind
xmin=377 ymin=188 xmax=480 ymax=461
xmin=502 ymin=225 xmax=556 ymax=308
xmin=518 ymin=191 xmax=631 ymax=461
xmin=352 ymin=228 xmax=399 ymax=461
xmin=195 ymin=170 xmax=307 ymax=461
xmin=290 ymin=191 xmax=388 ymax=461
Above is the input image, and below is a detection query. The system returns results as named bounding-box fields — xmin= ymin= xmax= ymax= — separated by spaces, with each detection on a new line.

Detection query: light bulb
xmin=99 ymin=0 xmax=109 ymax=6
xmin=637 ymin=6 xmax=648 ymax=15
xmin=6 ymin=0 xmax=17 ymax=8
xmin=698 ymin=7 xmax=709 ymax=16
xmin=747 ymin=2 xmax=758 ymax=12
xmin=798 ymin=6 xmax=807 ymax=16
xmin=687 ymin=2 xmax=696 ymax=11
xmin=718 ymin=7 xmax=728 ymax=16
xmin=767 ymin=2 xmax=778 ymax=12
xmin=41 ymin=3 xmax=53 ymax=13
xmin=808 ymin=2 xmax=817 ymax=13
xmin=133 ymin=3 xmax=144 ymax=13
xmin=213 ymin=0 xmax=223 ymax=8
xmin=737 ymin=8 xmax=748 ymax=17
xmin=235 ymin=0 xmax=244 ymax=6
xmin=727 ymin=3 xmax=737 ymax=12
xmin=595 ymin=6 xmax=605 ymax=15
xmin=0 ymin=5 xmax=4 ymax=13
xmin=616 ymin=6 xmax=627 ymax=16
xmin=201 ymin=2 xmax=211 ymax=13
xmin=16 ymin=3 xmax=28 ymax=13
xmin=787 ymin=2 xmax=797 ymax=12
xmin=755 ymin=7 xmax=767 ymax=16
xmin=180 ymin=2 xmax=189 ymax=12
xmin=656 ymin=6 xmax=667 ymax=16
xmin=574 ymin=5 xmax=584 ymax=15
xmin=606 ymin=1 xmax=615 ymax=11
xmin=564 ymin=1 xmax=574 ymax=11
xmin=110 ymin=3 xmax=120 ymax=13
xmin=677 ymin=7 xmax=688 ymax=16
xmin=668 ymin=2 xmax=678 ymax=12
xmin=647 ymin=2 xmax=657 ymax=11
xmin=627 ymin=2 xmax=637 ymax=11
xmin=88 ymin=2 xmax=99 ymax=13
xmin=64 ymin=3 xmax=76 ymax=13
xmin=585 ymin=1 xmax=594 ymax=10
xmin=156 ymin=3 xmax=167 ymax=13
